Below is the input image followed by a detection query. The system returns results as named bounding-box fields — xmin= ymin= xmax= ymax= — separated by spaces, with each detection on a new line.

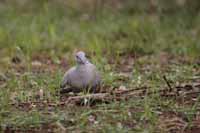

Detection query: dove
xmin=60 ymin=51 xmax=101 ymax=93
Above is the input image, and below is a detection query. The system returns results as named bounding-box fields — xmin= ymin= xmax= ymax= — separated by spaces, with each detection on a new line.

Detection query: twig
xmin=163 ymin=75 xmax=173 ymax=92
xmin=55 ymin=121 xmax=66 ymax=133
xmin=66 ymin=93 xmax=112 ymax=104
xmin=11 ymin=82 xmax=200 ymax=108
xmin=183 ymin=91 xmax=200 ymax=96
xmin=65 ymin=87 xmax=148 ymax=104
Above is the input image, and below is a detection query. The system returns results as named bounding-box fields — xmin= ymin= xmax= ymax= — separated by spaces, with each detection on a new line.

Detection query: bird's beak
xmin=76 ymin=56 xmax=85 ymax=64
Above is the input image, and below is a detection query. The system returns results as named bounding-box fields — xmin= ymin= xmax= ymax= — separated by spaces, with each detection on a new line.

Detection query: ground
xmin=0 ymin=1 xmax=200 ymax=133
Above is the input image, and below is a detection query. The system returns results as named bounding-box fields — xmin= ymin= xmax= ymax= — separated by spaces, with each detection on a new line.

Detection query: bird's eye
xmin=76 ymin=55 xmax=81 ymax=60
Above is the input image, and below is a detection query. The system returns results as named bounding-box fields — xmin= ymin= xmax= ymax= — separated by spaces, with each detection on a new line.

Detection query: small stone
xmin=118 ymin=85 xmax=127 ymax=91
xmin=31 ymin=61 xmax=42 ymax=67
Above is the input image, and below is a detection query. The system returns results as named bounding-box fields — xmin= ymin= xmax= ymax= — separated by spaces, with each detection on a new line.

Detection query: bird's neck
xmin=77 ymin=61 xmax=90 ymax=67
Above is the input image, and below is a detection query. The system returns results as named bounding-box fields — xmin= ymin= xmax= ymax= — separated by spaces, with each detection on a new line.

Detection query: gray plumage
xmin=60 ymin=51 xmax=101 ymax=93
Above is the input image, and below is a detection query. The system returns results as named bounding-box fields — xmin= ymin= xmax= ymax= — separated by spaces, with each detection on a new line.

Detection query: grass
xmin=0 ymin=1 xmax=200 ymax=132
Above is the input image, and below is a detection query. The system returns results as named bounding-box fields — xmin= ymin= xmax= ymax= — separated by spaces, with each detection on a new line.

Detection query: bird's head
xmin=75 ymin=51 xmax=89 ymax=65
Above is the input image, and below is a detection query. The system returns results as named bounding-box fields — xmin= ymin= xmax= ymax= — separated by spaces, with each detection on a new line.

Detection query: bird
xmin=60 ymin=51 xmax=101 ymax=93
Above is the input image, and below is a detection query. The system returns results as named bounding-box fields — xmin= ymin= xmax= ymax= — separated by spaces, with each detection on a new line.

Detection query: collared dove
xmin=60 ymin=51 xmax=101 ymax=93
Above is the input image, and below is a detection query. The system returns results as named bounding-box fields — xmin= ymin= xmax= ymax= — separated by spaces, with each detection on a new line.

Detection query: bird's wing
xmin=94 ymin=67 xmax=101 ymax=86
xmin=87 ymin=63 xmax=101 ymax=87
xmin=60 ymin=67 xmax=76 ymax=88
